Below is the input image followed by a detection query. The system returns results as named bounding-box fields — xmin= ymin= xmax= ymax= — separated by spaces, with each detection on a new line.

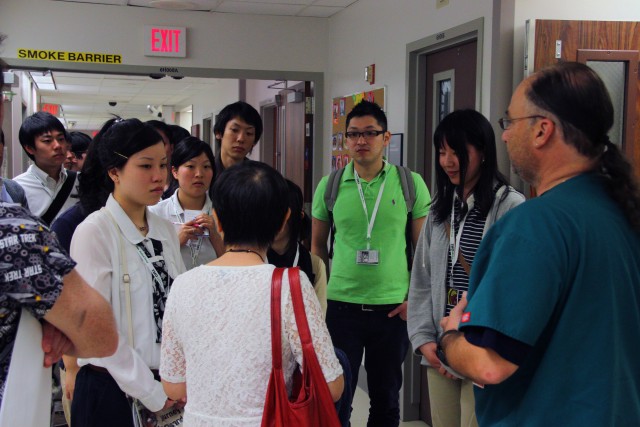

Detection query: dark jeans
xmin=326 ymin=300 xmax=410 ymax=427
xmin=71 ymin=366 xmax=134 ymax=427
xmin=334 ymin=347 xmax=353 ymax=427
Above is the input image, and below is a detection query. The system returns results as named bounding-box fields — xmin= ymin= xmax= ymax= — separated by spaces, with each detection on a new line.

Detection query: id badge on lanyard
xmin=354 ymin=164 xmax=387 ymax=266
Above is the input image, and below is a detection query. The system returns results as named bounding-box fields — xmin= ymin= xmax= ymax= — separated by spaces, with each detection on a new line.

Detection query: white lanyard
xmin=354 ymin=162 xmax=387 ymax=250
xmin=135 ymin=243 xmax=167 ymax=294
xmin=172 ymin=196 xmax=208 ymax=267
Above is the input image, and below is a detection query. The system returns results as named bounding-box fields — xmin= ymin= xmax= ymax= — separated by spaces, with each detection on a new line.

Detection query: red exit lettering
xmin=151 ymin=28 xmax=182 ymax=53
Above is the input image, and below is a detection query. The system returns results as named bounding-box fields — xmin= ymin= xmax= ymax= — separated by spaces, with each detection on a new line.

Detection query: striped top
xmin=444 ymin=194 xmax=487 ymax=316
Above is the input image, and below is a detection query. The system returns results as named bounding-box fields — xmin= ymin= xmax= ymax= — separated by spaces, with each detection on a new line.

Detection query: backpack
xmin=323 ymin=165 xmax=417 ymax=270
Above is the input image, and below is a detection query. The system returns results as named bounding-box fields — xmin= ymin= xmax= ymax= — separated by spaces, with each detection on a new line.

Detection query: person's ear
xmin=277 ymin=208 xmax=292 ymax=236
xmin=533 ymin=117 xmax=555 ymax=148
xmin=383 ymin=131 xmax=391 ymax=147
xmin=171 ymin=166 xmax=179 ymax=180
xmin=212 ymin=209 xmax=224 ymax=235
xmin=24 ymin=144 xmax=36 ymax=157
xmin=107 ymin=167 xmax=120 ymax=184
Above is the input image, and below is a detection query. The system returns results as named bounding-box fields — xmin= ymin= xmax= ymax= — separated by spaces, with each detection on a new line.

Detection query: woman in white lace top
xmin=160 ymin=161 xmax=344 ymax=427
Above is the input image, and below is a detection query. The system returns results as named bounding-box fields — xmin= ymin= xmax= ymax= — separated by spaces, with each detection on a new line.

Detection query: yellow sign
xmin=17 ymin=49 xmax=122 ymax=64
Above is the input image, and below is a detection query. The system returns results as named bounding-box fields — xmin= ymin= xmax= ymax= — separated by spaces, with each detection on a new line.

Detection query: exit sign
xmin=144 ymin=26 xmax=186 ymax=57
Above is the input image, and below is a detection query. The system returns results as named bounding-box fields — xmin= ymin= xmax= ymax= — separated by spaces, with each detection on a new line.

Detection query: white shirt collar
xmin=105 ymin=194 xmax=170 ymax=245
xmin=170 ymin=189 xmax=213 ymax=215
xmin=29 ymin=163 xmax=67 ymax=184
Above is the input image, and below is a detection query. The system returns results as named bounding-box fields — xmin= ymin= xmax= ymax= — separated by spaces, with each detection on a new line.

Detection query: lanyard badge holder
xmin=354 ymin=165 xmax=387 ymax=266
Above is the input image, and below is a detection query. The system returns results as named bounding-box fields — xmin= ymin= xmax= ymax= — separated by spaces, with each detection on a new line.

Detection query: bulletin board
xmin=330 ymin=87 xmax=386 ymax=171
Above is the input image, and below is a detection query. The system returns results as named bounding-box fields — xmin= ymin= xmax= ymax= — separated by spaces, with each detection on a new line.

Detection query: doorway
xmin=405 ymin=17 xmax=484 ymax=424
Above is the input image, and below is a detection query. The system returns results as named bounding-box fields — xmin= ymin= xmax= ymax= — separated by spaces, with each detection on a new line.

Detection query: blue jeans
xmin=326 ymin=300 xmax=409 ymax=427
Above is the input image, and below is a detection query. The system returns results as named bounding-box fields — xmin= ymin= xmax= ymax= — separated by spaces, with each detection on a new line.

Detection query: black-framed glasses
xmin=345 ymin=130 xmax=386 ymax=141
xmin=498 ymin=115 xmax=546 ymax=130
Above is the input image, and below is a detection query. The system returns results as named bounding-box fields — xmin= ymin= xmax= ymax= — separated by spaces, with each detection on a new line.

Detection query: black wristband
xmin=437 ymin=329 xmax=460 ymax=347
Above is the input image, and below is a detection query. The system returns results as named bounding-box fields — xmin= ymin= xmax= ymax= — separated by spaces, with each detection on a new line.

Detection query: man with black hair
xmin=439 ymin=62 xmax=640 ymax=426
xmin=312 ymin=100 xmax=430 ymax=426
xmin=212 ymin=101 xmax=263 ymax=181
xmin=14 ymin=111 xmax=78 ymax=224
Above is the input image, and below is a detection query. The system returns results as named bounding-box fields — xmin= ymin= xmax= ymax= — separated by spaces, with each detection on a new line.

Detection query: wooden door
xmin=532 ymin=20 xmax=640 ymax=174
xmin=277 ymin=82 xmax=312 ymax=199
xmin=423 ymin=40 xmax=477 ymax=192
xmin=260 ymin=104 xmax=277 ymax=169
xmin=419 ymin=39 xmax=477 ymax=425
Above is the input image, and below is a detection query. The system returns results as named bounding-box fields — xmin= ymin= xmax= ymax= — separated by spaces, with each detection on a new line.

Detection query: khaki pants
xmin=427 ymin=367 xmax=478 ymax=427
xmin=59 ymin=369 xmax=72 ymax=426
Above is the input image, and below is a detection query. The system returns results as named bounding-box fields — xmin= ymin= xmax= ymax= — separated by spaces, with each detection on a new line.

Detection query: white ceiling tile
xmin=311 ymin=0 xmax=357 ymax=6
xmin=216 ymin=1 xmax=305 ymax=15
xmin=298 ymin=5 xmax=341 ymax=17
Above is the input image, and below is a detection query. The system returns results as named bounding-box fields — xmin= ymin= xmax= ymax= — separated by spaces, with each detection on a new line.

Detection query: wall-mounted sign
xmin=145 ymin=26 xmax=186 ymax=58
xmin=17 ymin=49 xmax=122 ymax=64
xmin=40 ymin=104 xmax=60 ymax=116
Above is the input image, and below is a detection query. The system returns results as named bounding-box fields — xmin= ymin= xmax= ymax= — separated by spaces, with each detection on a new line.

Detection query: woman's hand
xmin=177 ymin=220 xmax=200 ymax=246
xmin=420 ymin=342 xmax=440 ymax=368
xmin=194 ymin=213 xmax=215 ymax=236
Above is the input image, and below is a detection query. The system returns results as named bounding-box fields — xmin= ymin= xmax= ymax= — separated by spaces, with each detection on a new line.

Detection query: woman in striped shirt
xmin=407 ymin=109 xmax=525 ymax=427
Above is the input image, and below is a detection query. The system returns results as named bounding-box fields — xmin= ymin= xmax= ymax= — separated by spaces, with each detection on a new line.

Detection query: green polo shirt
xmin=312 ymin=162 xmax=430 ymax=304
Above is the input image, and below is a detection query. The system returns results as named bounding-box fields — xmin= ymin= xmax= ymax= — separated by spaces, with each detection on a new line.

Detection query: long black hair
xmin=78 ymin=118 xmax=163 ymax=213
xmin=430 ymin=109 xmax=509 ymax=224
xmin=527 ymin=62 xmax=640 ymax=231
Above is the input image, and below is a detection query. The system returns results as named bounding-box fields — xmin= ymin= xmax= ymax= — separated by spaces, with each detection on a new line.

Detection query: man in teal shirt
xmin=312 ymin=101 xmax=430 ymax=426
xmin=439 ymin=62 xmax=640 ymax=426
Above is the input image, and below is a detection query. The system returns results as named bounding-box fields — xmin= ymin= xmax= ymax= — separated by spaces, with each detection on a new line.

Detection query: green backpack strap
xmin=324 ymin=168 xmax=345 ymax=259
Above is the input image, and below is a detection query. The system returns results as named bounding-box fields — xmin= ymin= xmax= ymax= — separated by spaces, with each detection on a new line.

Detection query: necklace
xmin=137 ymin=225 xmax=148 ymax=232
xmin=226 ymin=248 xmax=265 ymax=263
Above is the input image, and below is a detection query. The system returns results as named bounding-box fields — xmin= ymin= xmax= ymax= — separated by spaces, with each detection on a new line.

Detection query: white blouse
xmin=70 ymin=194 xmax=186 ymax=412
xmin=149 ymin=190 xmax=218 ymax=269
xmin=160 ymin=264 xmax=343 ymax=427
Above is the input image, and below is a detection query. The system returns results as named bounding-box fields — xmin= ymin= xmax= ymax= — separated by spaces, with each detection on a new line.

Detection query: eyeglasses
xmin=73 ymin=151 xmax=86 ymax=159
xmin=345 ymin=130 xmax=386 ymax=141
xmin=498 ymin=115 xmax=546 ymax=130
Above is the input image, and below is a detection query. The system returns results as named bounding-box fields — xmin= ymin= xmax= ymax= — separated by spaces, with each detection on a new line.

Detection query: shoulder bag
xmin=104 ymin=208 xmax=183 ymax=427
xmin=261 ymin=267 xmax=341 ymax=427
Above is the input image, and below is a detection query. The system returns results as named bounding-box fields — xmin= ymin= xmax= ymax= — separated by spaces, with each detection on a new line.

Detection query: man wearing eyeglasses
xmin=438 ymin=62 xmax=640 ymax=426
xmin=312 ymin=100 xmax=430 ymax=426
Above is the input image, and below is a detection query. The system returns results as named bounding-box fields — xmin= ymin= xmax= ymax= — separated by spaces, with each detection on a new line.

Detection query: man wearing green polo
xmin=312 ymin=101 xmax=430 ymax=426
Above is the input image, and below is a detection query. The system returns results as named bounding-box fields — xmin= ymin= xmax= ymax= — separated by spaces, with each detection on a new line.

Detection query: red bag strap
xmin=287 ymin=267 xmax=313 ymax=347
xmin=270 ymin=267 xmax=285 ymax=370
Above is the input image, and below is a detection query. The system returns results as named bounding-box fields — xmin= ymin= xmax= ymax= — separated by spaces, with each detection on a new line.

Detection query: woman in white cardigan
xmin=69 ymin=118 xmax=186 ymax=427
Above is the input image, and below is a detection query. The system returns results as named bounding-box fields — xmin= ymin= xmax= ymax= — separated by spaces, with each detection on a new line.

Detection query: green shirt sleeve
xmin=311 ymin=176 xmax=330 ymax=222
xmin=411 ymin=171 xmax=431 ymax=219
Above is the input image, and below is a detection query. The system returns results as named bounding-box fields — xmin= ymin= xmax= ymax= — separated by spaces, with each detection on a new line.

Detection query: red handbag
xmin=261 ymin=267 xmax=342 ymax=427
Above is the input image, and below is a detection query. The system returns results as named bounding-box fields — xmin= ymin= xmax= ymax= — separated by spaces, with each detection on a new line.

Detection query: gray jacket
xmin=407 ymin=185 xmax=525 ymax=365
xmin=1 ymin=178 xmax=30 ymax=210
